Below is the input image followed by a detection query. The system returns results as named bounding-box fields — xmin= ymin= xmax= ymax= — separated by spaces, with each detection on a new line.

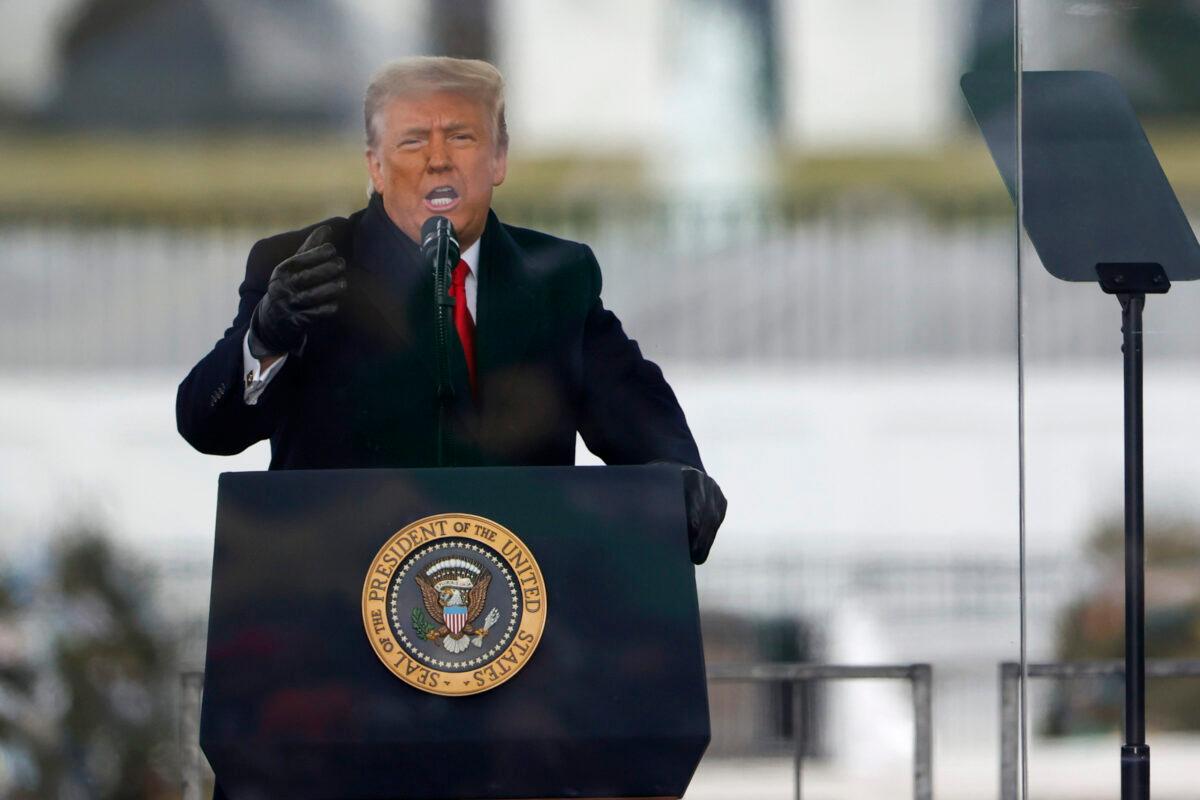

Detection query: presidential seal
xmin=361 ymin=513 xmax=547 ymax=696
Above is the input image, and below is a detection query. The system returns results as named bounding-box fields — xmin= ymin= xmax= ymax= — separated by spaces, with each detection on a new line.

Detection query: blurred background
xmin=1 ymin=0 xmax=1199 ymax=798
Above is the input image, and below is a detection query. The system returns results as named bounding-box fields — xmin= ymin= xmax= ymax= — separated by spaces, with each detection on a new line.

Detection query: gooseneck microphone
xmin=420 ymin=216 xmax=460 ymax=467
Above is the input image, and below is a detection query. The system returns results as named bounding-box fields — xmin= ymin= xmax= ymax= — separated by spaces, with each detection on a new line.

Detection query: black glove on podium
xmin=682 ymin=465 xmax=728 ymax=565
xmin=654 ymin=462 xmax=728 ymax=565
xmin=248 ymin=225 xmax=347 ymax=358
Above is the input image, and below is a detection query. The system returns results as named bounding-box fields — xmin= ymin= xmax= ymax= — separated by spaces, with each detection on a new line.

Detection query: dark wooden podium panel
xmin=202 ymin=465 xmax=709 ymax=800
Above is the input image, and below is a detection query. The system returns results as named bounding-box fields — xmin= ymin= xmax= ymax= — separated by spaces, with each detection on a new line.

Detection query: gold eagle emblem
xmin=413 ymin=557 xmax=500 ymax=653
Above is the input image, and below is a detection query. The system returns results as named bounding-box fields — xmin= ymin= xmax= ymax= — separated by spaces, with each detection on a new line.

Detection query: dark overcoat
xmin=176 ymin=195 xmax=703 ymax=470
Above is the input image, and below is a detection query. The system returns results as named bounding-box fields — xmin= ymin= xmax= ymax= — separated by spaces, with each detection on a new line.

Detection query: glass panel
xmin=0 ymin=2 xmax=1021 ymax=798
xmin=1018 ymin=1 xmax=1200 ymax=796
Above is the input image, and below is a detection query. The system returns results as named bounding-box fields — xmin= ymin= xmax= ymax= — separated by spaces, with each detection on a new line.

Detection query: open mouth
xmin=424 ymin=186 xmax=460 ymax=212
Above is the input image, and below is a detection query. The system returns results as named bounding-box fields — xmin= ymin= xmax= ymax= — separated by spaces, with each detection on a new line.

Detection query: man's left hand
xmin=658 ymin=464 xmax=727 ymax=565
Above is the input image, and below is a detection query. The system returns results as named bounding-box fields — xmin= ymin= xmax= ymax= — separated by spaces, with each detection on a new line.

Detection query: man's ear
xmin=365 ymin=149 xmax=385 ymax=194
xmin=491 ymin=146 xmax=508 ymax=188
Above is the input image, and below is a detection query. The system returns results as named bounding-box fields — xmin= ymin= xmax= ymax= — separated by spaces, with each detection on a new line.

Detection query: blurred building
xmin=0 ymin=0 xmax=972 ymax=152
xmin=44 ymin=0 xmax=359 ymax=130
xmin=0 ymin=0 xmax=423 ymax=130
xmin=4 ymin=1 xmax=1197 ymax=152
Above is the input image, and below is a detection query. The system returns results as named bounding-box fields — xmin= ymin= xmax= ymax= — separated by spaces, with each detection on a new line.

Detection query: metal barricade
xmin=181 ymin=662 xmax=935 ymax=800
xmin=708 ymin=662 xmax=934 ymax=800
xmin=998 ymin=659 xmax=1200 ymax=800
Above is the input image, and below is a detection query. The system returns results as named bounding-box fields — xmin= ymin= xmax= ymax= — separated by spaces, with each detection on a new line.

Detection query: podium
xmin=200 ymin=465 xmax=710 ymax=800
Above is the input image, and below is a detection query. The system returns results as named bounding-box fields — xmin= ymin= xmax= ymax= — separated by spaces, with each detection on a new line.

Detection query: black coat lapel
xmin=353 ymin=196 xmax=479 ymax=414
xmin=352 ymin=195 xmax=438 ymax=383
xmin=476 ymin=211 xmax=540 ymax=382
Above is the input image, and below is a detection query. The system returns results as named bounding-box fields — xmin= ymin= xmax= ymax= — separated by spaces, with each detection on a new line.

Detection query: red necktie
xmin=447 ymin=259 xmax=477 ymax=398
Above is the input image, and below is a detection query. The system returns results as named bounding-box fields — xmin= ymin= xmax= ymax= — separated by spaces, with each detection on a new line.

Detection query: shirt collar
xmin=460 ymin=239 xmax=481 ymax=275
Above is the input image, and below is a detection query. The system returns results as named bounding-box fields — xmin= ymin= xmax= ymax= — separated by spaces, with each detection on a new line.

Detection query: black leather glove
xmin=653 ymin=462 xmax=728 ymax=565
xmin=682 ymin=466 xmax=727 ymax=564
xmin=248 ymin=225 xmax=347 ymax=358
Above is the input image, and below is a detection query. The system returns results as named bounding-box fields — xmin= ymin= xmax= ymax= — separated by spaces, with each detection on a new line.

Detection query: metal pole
xmin=792 ymin=679 xmax=804 ymax=800
xmin=179 ymin=672 xmax=204 ymax=800
xmin=911 ymin=664 xmax=933 ymax=800
xmin=999 ymin=662 xmax=1020 ymax=800
xmin=1119 ymin=292 xmax=1149 ymax=800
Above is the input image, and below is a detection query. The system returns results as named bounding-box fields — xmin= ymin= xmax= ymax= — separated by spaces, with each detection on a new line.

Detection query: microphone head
xmin=420 ymin=215 xmax=460 ymax=265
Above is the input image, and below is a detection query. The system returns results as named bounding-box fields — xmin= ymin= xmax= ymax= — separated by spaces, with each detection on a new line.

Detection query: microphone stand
xmin=434 ymin=250 xmax=455 ymax=467
xmin=423 ymin=217 xmax=459 ymax=468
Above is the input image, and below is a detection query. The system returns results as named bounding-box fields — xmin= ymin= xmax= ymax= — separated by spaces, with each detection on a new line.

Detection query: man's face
xmin=366 ymin=91 xmax=508 ymax=249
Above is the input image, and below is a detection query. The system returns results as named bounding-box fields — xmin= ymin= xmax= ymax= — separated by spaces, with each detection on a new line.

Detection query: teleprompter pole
xmin=1097 ymin=262 xmax=1167 ymax=800
xmin=1118 ymin=291 xmax=1149 ymax=800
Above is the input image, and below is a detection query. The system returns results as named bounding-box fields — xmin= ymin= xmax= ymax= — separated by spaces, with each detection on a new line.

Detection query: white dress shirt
xmin=243 ymin=238 xmax=481 ymax=405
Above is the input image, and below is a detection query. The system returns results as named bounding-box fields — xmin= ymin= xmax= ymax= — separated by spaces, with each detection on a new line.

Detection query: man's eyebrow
xmin=393 ymin=121 xmax=476 ymax=141
xmin=396 ymin=125 xmax=431 ymax=139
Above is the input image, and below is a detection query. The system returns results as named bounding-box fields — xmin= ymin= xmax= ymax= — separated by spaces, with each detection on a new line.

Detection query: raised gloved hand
xmin=248 ymin=225 xmax=347 ymax=358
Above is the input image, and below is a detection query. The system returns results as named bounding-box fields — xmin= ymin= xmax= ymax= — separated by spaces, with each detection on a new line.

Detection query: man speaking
xmin=177 ymin=56 xmax=726 ymax=564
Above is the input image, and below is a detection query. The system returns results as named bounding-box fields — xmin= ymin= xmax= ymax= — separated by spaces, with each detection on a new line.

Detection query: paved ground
xmin=690 ymin=736 xmax=1200 ymax=800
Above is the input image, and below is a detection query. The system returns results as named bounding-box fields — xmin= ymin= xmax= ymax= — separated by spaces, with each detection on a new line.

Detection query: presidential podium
xmin=201 ymin=465 xmax=710 ymax=800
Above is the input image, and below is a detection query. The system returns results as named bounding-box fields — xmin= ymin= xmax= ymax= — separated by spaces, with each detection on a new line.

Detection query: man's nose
xmin=427 ymin=138 xmax=452 ymax=171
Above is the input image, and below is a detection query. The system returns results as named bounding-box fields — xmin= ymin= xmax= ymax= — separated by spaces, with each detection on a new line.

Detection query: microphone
xmin=422 ymin=215 xmax=460 ymax=439
xmin=421 ymin=215 xmax=460 ymax=282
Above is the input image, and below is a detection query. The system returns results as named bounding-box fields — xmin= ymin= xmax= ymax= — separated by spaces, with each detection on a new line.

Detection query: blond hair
xmin=364 ymin=56 xmax=508 ymax=152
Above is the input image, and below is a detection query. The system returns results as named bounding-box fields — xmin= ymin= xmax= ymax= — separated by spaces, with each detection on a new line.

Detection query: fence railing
xmin=179 ymin=662 xmax=935 ymax=800
xmin=179 ymin=656 xmax=1200 ymax=798
xmin=707 ymin=662 xmax=933 ymax=800
xmin=998 ymin=659 xmax=1200 ymax=800
xmin=18 ymin=203 xmax=1200 ymax=367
